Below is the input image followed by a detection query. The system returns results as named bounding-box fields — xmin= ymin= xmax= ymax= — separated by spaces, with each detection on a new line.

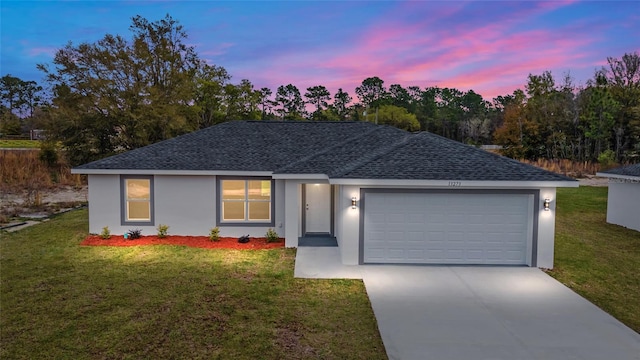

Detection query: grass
xmin=547 ymin=186 xmax=640 ymax=333
xmin=0 ymin=139 xmax=40 ymax=148
xmin=0 ymin=210 xmax=386 ymax=359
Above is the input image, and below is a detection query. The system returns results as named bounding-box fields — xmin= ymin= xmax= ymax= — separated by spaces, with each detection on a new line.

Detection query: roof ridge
xmin=328 ymin=131 xmax=414 ymax=178
xmin=274 ymin=125 xmax=382 ymax=173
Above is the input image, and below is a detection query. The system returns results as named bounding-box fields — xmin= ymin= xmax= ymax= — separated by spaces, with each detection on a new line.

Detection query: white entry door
xmin=363 ymin=192 xmax=533 ymax=265
xmin=305 ymin=184 xmax=331 ymax=233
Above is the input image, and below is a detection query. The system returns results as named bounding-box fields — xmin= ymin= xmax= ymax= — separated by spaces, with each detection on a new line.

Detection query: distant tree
xmin=603 ymin=52 xmax=640 ymax=160
xmin=494 ymin=90 xmax=539 ymax=159
xmin=333 ymin=88 xmax=352 ymax=120
xmin=0 ymin=74 xmax=43 ymax=120
xmin=459 ymin=90 xmax=491 ymax=144
xmin=355 ymin=76 xmax=387 ymax=109
xmin=435 ymin=87 xmax=464 ymax=140
xmin=0 ymin=75 xmax=25 ymax=113
xmin=222 ymin=79 xmax=260 ymax=120
xmin=578 ymin=72 xmax=620 ymax=160
xmin=388 ymin=84 xmax=412 ymax=110
xmin=257 ymin=87 xmax=274 ymax=120
xmin=275 ymin=84 xmax=305 ymax=120
xmin=304 ymin=85 xmax=331 ymax=120
xmin=0 ymin=105 xmax=22 ymax=135
xmin=375 ymin=105 xmax=420 ymax=131
xmin=193 ymin=64 xmax=231 ymax=128
xmin=414 ymin=87 xmax=438 ymax=132
xmin=525 ymin=71 xmax=578 ymax=159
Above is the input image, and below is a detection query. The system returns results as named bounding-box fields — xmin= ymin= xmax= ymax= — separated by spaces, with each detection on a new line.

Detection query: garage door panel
xmin=407 ymin=249 xmax=425 ymax=259
xmin=363 ymin=192 xmax=532 ymax=265
xmin=387 ymin=213 xmax=404 ymax=224
xmin=407 ymin=213 xmax=424 ymax=224
xmin=387 ymin=231 xmax=405 ymax=241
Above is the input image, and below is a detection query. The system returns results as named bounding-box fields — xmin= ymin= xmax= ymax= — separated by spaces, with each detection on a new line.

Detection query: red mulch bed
xmin=81 ymin=235 xmax=285 ymax=250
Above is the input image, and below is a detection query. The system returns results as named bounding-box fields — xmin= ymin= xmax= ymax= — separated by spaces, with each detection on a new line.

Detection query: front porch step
xmin=298 ymin=234 xmax=338 ymax=247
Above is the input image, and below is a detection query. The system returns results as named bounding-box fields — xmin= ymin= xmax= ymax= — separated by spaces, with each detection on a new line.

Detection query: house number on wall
xmin=448 ymin=181 xmax=462 ymax=187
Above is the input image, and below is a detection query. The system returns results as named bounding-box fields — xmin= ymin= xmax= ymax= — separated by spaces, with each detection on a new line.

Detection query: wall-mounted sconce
xmin=351 ymin=197 xmax=357 ymax=209
xmin=543 ymin=198 xmax=551 ymax=211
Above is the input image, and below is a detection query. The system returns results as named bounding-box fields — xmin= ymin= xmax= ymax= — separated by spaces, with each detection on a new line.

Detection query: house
xmin=596 ymin=163 xmax=640 ymax=232
xmin=72 ymin=120 xmax=578 ymax=268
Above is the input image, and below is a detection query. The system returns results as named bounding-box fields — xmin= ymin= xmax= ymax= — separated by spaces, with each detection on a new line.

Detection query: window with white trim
xmin=220 ymin=179 xmax=272 ymax=223
xmin=121 ymin=176 xmax=154 ymax=225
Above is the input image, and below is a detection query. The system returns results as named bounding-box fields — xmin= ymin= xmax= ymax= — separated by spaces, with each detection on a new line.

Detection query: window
xmin=121 ymin=176 xmax=154 ymax=225
xmin=220 ymin=178 xmax=273 ymax=224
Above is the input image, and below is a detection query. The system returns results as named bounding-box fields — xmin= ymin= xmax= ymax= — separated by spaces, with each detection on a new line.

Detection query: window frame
xmin=217 ymin=176 xmax=275 ymax=227
xmin=120 ymin=175 xmax=154 ymax=226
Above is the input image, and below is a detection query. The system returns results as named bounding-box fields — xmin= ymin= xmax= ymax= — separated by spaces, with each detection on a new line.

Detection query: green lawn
xmin=0 ymin=139 xmax=40 ymax=148
xmin=0 ymin=210 xmax=386 ymax=359
xmin=3 ymin=187 xmax=638 ymax=358
xmin=548 ymin=186 xmax=640 ymax=333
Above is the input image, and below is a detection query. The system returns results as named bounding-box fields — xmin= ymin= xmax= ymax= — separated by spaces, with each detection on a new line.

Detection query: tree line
xmin=1 ymin=15 xmax=638 ymax=166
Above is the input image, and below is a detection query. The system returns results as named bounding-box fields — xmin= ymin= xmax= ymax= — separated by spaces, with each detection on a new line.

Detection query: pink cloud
xmin=201 ymin=42 xmax=235 ymax=57
xmin=27 ymin=47 xmax=57 ymax=57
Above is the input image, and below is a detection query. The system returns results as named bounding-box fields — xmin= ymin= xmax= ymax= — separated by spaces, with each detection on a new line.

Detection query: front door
xmin=305 ymin=184 xmax=331 ymax=233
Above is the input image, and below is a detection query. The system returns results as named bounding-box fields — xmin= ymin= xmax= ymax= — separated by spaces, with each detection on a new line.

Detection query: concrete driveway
xmin=295 ymin=248 xmax=640 ymax=360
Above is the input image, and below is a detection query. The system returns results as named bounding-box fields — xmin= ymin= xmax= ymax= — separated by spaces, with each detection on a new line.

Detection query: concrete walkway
xmin=295 ymin=247 xmax=640 ymax=360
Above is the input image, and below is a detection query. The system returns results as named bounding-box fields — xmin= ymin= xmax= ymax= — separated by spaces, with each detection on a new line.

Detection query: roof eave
xmin=595 ymin=172 xmax=640 ymax=181
xmin=271 ymin=173 xmax=329 ymax=180
xmin=328 ymin=178 xmax=579 ymax=188
xmin=72 ymin=168 xmax=274 ymax=176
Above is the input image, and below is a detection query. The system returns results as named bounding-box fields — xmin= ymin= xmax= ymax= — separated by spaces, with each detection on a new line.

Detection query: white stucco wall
xmin=537 ymin=187 xmax=557 ymax=269
xmin=88 ymin=174 xmax=120 ymax=234
xmin=284 ymin=180 xmax=301 ymax=247
xmin=88 ymin=173 xmax=562 ymax=268
xmin=335 ymin=185 xmax=361 ymax=265
xmin=154 ymin=175 xmax=216 ymax=235
xmin=607 ymin=181 xmax=640 ymax=232
xmin=87 ymin=175 xmax=285 ymax=238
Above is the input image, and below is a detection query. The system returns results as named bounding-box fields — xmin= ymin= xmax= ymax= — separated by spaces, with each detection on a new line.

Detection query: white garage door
xmin=363 ymin=192 xmax=533 ymax=265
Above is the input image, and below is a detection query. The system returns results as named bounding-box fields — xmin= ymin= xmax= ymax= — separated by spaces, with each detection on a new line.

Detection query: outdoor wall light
xmin=543 ymin=198 xmax=551 ymax=211
xmin=351 ymin=197 xmax=358 ymax=209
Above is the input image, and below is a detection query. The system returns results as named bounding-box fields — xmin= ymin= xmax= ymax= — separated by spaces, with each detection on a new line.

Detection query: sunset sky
xmin=1 ymin=1 xmax=639 ymax=100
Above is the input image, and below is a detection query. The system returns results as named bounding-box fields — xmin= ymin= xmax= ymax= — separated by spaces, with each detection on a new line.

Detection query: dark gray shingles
xmin=75 ymin=121 xmax=379 ymax=171
xmin=75 ymin=120 xmax=575 ymax=182
xmin=337 ymin=132 xmax=575 ymax=181
xmin=275 ymin=125 xmax=408 ymax=174
xmin=598 ymin=163 xmax=640 ymax=178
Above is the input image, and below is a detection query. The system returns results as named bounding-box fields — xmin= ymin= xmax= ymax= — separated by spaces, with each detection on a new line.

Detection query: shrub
xmin=265 ymin=228 xmax=280 ymax=243
xmin=100 ymin=226 xmax=111 ymax=239
xmin=127 ymin=229 xmax=142 ymax=240
xmin=39 ymin=141 xmax=59 ymax=168
xmin=156 ymin=224 xmax=169 ymax=238
xmin=597 ymin=150 xmax=617 ymax=170
xmin=209 ymin=227 xmax=220 ymax=242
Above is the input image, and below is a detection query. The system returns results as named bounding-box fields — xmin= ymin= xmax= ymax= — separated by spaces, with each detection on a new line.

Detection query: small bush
xmin=100 ymin=226 xmax=111 ymax=239
xmin=39 ymin=141 xmax=59 ymax=168
xmin=265 ymin=228 xmax=280 ymax=243
xmin=209 ymin=227 xmax=220 ymax=242
xmin=127 ymin=229 xmax=142 ymax=240
xmin=597 ymin=150 xmax=617 ymax=170
xmin=157 ymin=224 xmax=169 ymax=238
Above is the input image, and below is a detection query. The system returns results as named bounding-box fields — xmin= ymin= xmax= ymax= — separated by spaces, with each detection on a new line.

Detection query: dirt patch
xmin=81 ymin=235 xmax=284 ymax=250
xmin=1 ymin=185 xmax=88 ymax=224
xmin=275 ymin=324 xmax=316 ymax=357
xmin=577 ymin=175 xmax=609 ymax=187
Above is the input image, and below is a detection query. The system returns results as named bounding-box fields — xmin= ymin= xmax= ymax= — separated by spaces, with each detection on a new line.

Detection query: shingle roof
xmin=75 ymin=120 xmax=575 ymax=182
xmin=598 ymin=163 xmax=640 ymax=178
